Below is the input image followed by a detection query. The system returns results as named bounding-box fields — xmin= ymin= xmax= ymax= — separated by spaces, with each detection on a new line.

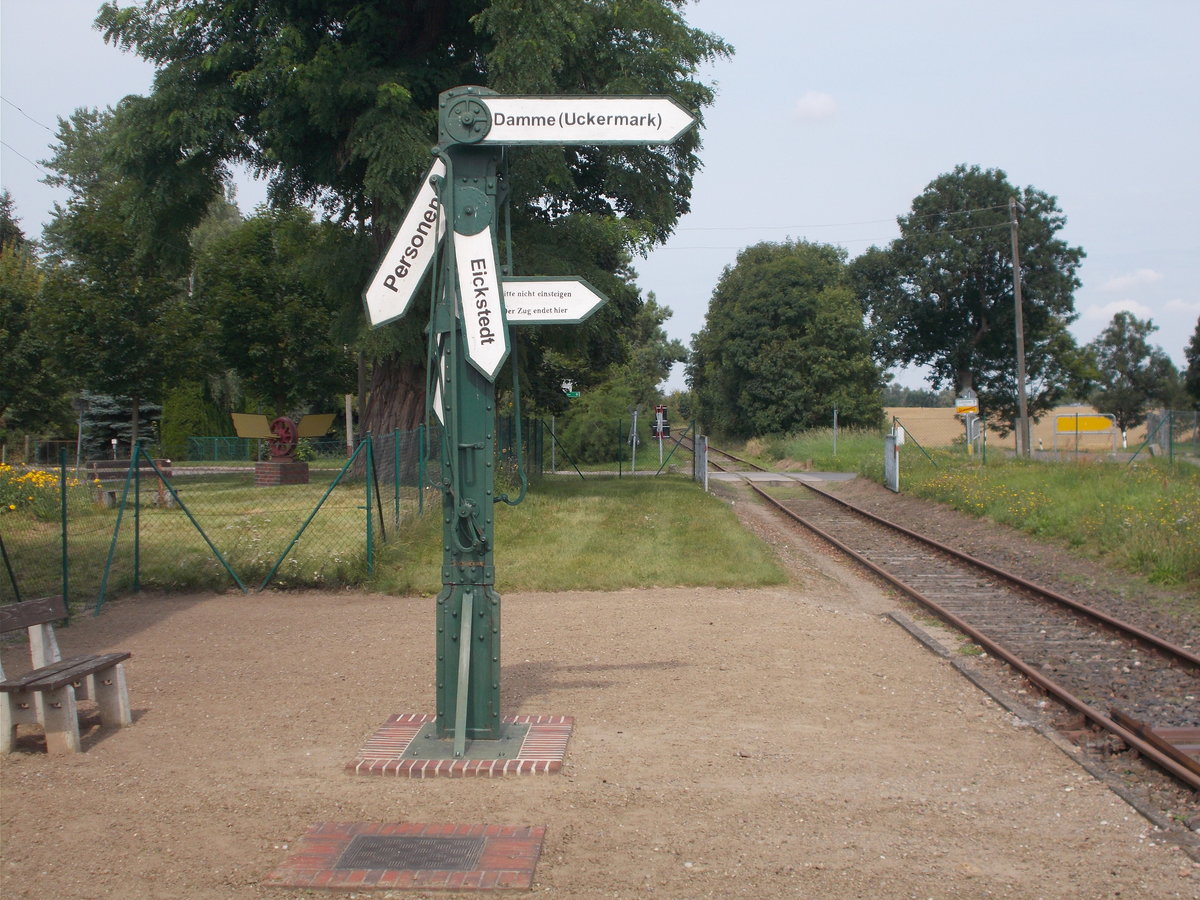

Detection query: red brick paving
xmin=346 ymin=714 xmax=573 ymax=777
xmin=263 ymin=822 xmax=546 ymax=891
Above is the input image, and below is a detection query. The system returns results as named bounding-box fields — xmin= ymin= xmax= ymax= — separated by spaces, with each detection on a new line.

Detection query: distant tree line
xmin=0 ymin=0 xmax=729 ymax=464
xmin=687 ymin=164 xmax=1199 ymax=440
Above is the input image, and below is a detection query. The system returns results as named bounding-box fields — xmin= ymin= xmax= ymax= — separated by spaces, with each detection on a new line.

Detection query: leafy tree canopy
xmin=689 ymin=240 xmax=882 ymax=440
xmin=39 ymin=108 xmax=204 ymax=444
xmin=1185 ymin=317 xmax=1200 ymax=408
xmin=192 ymin=205 xmax=362 ymax=414
xmin=0 ymin=227 xmax=72 ymax=435
xmin=98 ymin=0 xmax=728 ymax=239
xmin=1 ymin=191 xmax=26 ymax=249
xmin=881 ymin=384 xmax=955 ymax=407
xmin=1087 ymin=311 xmax=1181 ymax=433
xmin=96 ymin=0 xmax=731 ymax=431
xmin=851 ymin=164 xmax=1086 ymax=431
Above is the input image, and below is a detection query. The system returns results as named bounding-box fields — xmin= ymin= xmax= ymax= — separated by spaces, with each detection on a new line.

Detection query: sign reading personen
xmin=479 ymin=96 xmax=695 ymax=145
xmin=362 ymin=158 xmax=446 ymax=326
xmin=501 ymin=277 xmax=608 ymax=325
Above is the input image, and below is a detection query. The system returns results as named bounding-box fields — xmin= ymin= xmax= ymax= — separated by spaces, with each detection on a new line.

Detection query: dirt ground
xmin=3 ymin=481 xmax=1200 ymax=899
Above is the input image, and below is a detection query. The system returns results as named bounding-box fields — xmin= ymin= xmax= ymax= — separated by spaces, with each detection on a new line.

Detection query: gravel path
xmin=2 ymin=477 xmax=1198 ymax=898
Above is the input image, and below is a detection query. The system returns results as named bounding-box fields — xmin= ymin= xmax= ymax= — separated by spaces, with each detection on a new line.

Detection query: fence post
xmin=95 ymin=459 xmax=137 ymax=614
xmin=1169 ymin=410 xmax=1175 ymax=465
xmin=393 ymin=428 xmax=401 ymax=528
xmin=59 ymin=448 xmax=69 ymax=619
xmin=418 ymin=424 xmax=426 ymax=515
xmin=617 ymin=418 xmax=623 ymax=477
xmin=133 ymin=443 xmax=141 ymax=593
xmin=365 ymin=434 xmax=375 ymax=575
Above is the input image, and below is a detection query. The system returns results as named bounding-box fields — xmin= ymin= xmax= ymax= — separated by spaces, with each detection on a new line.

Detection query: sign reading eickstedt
xmin=361 ymin=85 xmax=697 ymax=753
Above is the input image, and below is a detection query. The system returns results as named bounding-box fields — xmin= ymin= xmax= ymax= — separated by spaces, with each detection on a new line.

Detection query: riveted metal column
xmin=433 ymin=125 xmax=504 ymax=743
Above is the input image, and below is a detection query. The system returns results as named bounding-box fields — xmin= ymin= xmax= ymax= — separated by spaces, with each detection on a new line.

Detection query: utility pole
xmin=1009 ymin=197 xmax=1031 ymax=457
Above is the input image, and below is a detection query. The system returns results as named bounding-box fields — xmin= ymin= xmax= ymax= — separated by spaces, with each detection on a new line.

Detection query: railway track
xmin=696 ymin=441 xmax=1200 ymax=793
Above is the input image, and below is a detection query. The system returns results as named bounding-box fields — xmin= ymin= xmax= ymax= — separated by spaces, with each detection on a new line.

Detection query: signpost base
xmin=254 ymin=460 xmax=309 ymax=486
xmin=347 ymin=713 xmax=573 ymax=777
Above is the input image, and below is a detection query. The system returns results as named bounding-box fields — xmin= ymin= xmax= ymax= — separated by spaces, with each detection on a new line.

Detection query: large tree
xmin=97 ymin=0 xmax=730 ymax=432
xmin=851 ymin=165 xmax=1086 ymax=431
xmin=39 ymin=109 xmax=202 ymax=449
xmin=0 ymin=194 xmax=72 ymax=436
xmin=688 ymin=240 xmax=882 ymax=439
xmin=1185 ymin=316 xmax=1200 ymax=409
xmin=192 ymin=205 xmax=360 ymax=414
xmin=1087 ymin=311 xmax=1181 ymax=437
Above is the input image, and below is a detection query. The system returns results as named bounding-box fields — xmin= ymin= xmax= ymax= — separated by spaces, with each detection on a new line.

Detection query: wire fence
xmin=1144 ymin=410 xmax=1200 ymax=459
xmin=1 ymin=427 xmax=450 ymax=613
xmin=2 ymin=416 xmax=692 ymax=613
xmin=0 ymin=419 xmax=563 ymax=611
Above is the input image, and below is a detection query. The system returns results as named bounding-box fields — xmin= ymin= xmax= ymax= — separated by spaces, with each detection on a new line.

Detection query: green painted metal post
xmin=366 ymin=434 xmax=375 ymax=575
xmin=361 ymin=85 xmax=697 ymax=750
xmin=432 ymin=123 xmax=504 ymax=743
xmin=59 ymin=449 xmax=69 ymax=619
xmin=133 ymin=444 xmax=141 ymax=593
xmin=393 ymin=427 xmax=401 ymax=528
xmin=418 ymin=424 xmax=426 ymax=516
xmin=1169 ymin=410 xmax=1175 ymax=465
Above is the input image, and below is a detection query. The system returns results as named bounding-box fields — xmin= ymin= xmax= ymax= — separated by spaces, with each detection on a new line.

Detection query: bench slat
xmin=0 ymin=596 xmax=67 ymax=634
xmin=0 ymin=652 xmax=132 ymax=693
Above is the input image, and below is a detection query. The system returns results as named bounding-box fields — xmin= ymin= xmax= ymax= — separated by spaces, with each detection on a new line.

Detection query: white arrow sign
xmin=432 ymin=335 xmax=447 ymax=425
xmin=501 ymin=277 xmax=609 ymax=324
xmin=454 ymin=226 xmax=508 ymax=380
xmin=478 ymin=96 xmax=696 ymax=145
xmin=363 ymin=158 xmax=446 ymax=326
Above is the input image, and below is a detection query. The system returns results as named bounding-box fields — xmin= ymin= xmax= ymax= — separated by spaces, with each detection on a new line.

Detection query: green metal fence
xmin=0 ymin=427 xmax=447 ymax=612
xmin=1143 ymin=409 xmax=1200 ymax=461
xmin=184 ymin=436 xmax=254 ymax=461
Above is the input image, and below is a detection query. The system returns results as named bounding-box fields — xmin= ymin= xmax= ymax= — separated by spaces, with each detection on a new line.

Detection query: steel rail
xmin=741 ymin=476 xmax=1200 ymax=792
xmin=791 ymin=478 xmax=1200 ymax=670
xmin=680 ymin=437 xmax=767 ymax=473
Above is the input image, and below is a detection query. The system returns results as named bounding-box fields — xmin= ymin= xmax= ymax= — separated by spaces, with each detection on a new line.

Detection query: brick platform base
xmin=348 ymin=714 xmax=573 ymax=777
xmin=263 ymin=822 xmax=545 ymax=891
xmin=255 ymin=460 xmax=309 ymax=486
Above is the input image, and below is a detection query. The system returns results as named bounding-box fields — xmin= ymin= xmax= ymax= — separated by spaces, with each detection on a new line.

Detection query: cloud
xmin=1080 ymin=299 xmax=1155 ymax=322
xmin=1165 ymin=298 xmax=1200 ymax=314
xmin=794 ymin=90 xmax=837 ymax=121
xmin=1100 ymin=268 xmax=1163 ymax=293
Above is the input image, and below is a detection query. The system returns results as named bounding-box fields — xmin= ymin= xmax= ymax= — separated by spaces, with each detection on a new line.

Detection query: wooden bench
xmin=87 ymin=458 xmax=174 ymax=507
xmin=0 ymin=596 xmax=132 ymax=754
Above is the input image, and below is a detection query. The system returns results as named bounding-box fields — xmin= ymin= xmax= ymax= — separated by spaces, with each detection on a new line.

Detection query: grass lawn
xmin=708 ymin=427 xmax=1200 ymax=596
xmin=374 ymin=476 xmax=787 ymax=595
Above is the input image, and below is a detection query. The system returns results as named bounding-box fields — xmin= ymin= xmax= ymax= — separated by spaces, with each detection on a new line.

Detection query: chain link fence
xmin=1 ymin=416 xmax=660 ymax=612
xmin=1144 ymin=410 xmax=1200 ymax=460
xmin=1 ymin=427 xmax=449 ymax=612
xmin=1 ymin=420 xmax=559 ymax=612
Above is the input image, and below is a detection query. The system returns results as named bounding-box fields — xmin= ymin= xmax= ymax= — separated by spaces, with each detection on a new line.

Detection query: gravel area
xmin=2 ymin=476 xmax=1199 ymax=898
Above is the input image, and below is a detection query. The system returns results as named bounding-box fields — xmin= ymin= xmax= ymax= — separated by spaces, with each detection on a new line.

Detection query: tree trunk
xmin=357 ymin=354 xmax=427 ymax=479
xmin=362 ymin=354 xmax=426 ymax=435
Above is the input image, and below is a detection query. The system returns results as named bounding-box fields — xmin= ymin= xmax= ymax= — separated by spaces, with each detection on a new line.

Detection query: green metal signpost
xmin=363 ymin=85 xmax=696 ymax=757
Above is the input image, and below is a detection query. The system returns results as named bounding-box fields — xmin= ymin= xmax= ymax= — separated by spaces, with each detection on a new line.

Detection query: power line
xmin=0 ymin=139 xmax=48 ymax=174
xmin=658 ymin=221 xmax=1011 ymax=252
xmin=675 ymin=203 xmax=1011 ymax=234
xmin=1 ymin=95 xmax=55 ymax=132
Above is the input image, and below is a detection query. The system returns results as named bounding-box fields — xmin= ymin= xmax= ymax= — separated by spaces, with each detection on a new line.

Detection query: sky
xmin=3 ymin=0 xmax=1198 ymax=392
